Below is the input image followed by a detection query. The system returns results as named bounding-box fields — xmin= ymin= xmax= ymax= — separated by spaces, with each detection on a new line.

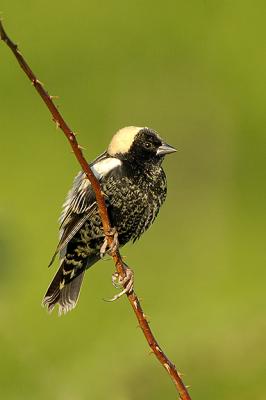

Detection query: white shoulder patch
xmin=108 ymin=126 xmax=144 ymax=156
xmin=91 ymin=157 xmax=122 ymax=178
xmin=59 ymin=157 xmax=121 ymax=227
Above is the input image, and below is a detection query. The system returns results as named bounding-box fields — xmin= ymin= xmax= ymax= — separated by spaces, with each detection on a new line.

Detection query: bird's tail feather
xmin=42 ymin=264 xmax=85 ymax=315
xmin=43 ymin=253 xmax=100 ymax=315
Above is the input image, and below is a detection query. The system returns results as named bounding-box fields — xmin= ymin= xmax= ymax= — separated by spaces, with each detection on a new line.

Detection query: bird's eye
xmin=144 ymin=142 xmax=152 ymax=149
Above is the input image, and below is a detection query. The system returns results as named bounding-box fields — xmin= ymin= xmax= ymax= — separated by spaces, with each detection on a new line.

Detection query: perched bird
xmin=43 ymin=126 xmax=176 ymax=314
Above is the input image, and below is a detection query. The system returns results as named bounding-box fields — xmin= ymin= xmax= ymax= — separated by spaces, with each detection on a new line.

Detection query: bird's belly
xmin=107 ymin=184 xmax=165 ymax=245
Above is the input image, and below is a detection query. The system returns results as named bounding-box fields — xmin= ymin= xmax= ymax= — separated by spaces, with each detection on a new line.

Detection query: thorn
xmin=143 ymin=314 xmax=151 ymax=323
xmin=78 ymin=144 xmax=86 ymax=150
xmin=55 ymin=120 xmax=60 ymax=129
xmin=12 ymin=42 xmax=18 ymax=50
xmin=31 ymin=78 xmax=43 ymax=86
xmin=186 ymin=385 xmax=191 ymax=389
xmin=164 ymin=363 xmax=171 ymax=373
xmin=49 ymin=95 xmax=59 ymax=100
xmin=101 ymin=190 xmax=107 ymax=198
xmin=178 ymin=371 xmax=184 ymax=377
xmin=155 ymin=345 xmax=162 ymax=353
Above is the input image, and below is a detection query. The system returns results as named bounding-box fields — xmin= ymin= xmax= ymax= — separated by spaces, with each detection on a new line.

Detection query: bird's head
xmin=107 ymin=126 xmax=176 ymax=165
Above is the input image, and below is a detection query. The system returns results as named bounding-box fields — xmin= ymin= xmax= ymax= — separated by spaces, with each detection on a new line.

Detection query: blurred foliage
xmin=1 ymin=1 xmax=266 ymax=399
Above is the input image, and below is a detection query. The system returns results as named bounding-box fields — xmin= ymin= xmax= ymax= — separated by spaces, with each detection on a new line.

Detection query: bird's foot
xmin=105 ymin=265 xmax=134 ymax=302
xmin=111 ymin=271 xmax=120 ymax=289
xmin=100 ymin=227 xmax=119 ymax=259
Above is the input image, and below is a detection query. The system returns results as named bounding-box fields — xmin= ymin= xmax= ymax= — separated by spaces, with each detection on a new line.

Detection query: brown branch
xmin=0 ymin=20 xmax=192 ymax=400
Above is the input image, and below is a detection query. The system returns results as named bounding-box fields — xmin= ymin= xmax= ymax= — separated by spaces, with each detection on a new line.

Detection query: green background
xmin=1 ymin=1 xmax=266 ymax=399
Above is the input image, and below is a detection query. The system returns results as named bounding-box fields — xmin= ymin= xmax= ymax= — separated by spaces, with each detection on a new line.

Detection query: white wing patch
xmin=60 ymin=157 xmax=122 ymax=226
xmin=91 ymin=157 xmax=122 ymax=178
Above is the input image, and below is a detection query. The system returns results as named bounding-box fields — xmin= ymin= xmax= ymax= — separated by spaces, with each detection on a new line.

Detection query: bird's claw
xmin=104 ymin=266 xmax=134 ymax=302
xmin=100 ymin=227 xmax=119 ymax=259
xmin=111 ymin=272 xmax=120 ymax=289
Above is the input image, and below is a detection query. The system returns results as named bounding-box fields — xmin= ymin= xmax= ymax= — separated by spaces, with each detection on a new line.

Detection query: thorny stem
xmin=0 ymin=20 xmax=192 ymax=400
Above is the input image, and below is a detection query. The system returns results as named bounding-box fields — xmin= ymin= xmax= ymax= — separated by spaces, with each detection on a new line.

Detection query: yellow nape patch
xmin=108 ymin=126 xmax=144 ymax=156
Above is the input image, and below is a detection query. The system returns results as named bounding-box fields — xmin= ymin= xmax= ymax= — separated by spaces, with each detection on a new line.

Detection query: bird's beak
xmin=156 ymin=142 xmax=177 ymax=156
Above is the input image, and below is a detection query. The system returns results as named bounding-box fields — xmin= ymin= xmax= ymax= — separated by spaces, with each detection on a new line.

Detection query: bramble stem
xmin=0 ymin=20 xmax=192 ymax=400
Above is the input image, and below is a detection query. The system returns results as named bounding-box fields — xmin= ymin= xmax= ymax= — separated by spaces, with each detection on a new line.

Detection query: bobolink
xmin=43 ymin=126 xmax=176 ymax=314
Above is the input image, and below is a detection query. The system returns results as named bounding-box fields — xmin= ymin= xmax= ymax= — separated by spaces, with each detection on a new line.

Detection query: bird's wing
xmin=48 ymin=173 xmax=97 ymax=267
xmin=49 ymin=153 xmax=122 ymax=266
xmin=59 ymin=151 xmax=117 ymax=231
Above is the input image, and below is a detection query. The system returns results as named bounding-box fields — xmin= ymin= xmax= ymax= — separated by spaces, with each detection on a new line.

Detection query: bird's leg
xmin=100 ymin=227 xmax=119 ymax=259
xmin=105 ymin=263 xmax=134 ymax=302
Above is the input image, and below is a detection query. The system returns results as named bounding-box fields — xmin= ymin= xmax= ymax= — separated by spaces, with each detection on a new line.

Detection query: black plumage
xmin=43 ymin=126 xmax=176 ymax=314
